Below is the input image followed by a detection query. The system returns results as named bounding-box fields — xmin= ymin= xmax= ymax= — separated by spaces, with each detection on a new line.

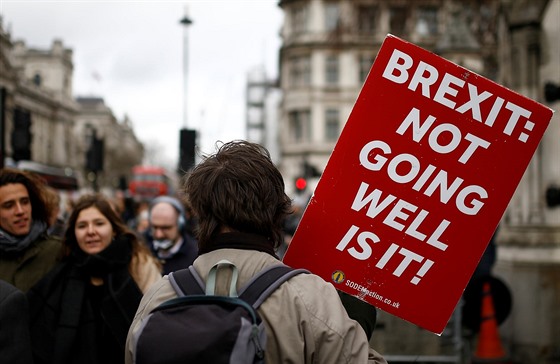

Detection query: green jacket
xmin=0 ymin=235 xmax=62 ymax=292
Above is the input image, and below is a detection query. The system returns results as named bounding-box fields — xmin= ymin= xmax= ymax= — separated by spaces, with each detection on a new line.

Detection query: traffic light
xmin=294 ymin=161 xmax=321 ymax=193
xmin=179 ymin=128 xmax=196 ymax=173
xmin=546 ymin=185 xmax=560 ymax=207
xmin=118 ymin=175 xmax=128 ymax=191
xmin=544 ymin=82 xmax=560 ymax=103
xmin=295 ymin=177 xmax=307 ymax=191
xmin=86 ymin=134 xmax=104 ymax=172
xmin=303 ymin=161 xmax=321 ymax=178
xmin=11 ymin=108 xmax=32 ymax=162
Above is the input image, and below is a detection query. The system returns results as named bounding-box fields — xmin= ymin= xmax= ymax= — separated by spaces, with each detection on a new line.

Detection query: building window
xmin=325 ymin=109 xmax=340 ymax=142
xmin=33 ymin=73 xmax=42 ymax=86
xmin=289 ymin=55 xmax=311 ymax=88
xmin=359 ymin=55 xmax=374 ymax=83
xmin=358 ymin=5 xmax=378 ymax=34
xmin=390 ymin=6 xmax=408 ymax=36
xmin=291 ymin=4 xmax=309 ymax=34
xmin=326 ymin=55 xmax=339 ymax=86
xmin=289 ymin=110 xmax=311 ymax=143
xmin=416 ymin=7 xmax=438 ymax=36
xmin=325 ymin=3 xmax=340 ymax=31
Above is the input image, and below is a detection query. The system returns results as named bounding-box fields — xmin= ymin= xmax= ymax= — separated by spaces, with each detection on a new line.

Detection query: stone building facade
xmin=0 ymin=17 xmax=144 ymax=194
xmin=492 ymin=1 xmax=560 ymax=363
xmin=76 ymin=97 xmax=144 ymax=192
xmin=277 ymin=0 xmax=502 ymax=197
xmin=1 ymin=28 xmax=78 ymax=172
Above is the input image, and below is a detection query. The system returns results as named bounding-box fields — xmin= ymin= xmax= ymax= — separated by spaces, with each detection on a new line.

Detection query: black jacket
xmin=0 ymin=280 xmax=34 ymax=364
xmin=27 ymin=260 xmax=142 ymax=364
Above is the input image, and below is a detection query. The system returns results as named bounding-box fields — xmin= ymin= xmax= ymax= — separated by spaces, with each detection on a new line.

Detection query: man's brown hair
xmin=182 ymin=141 xmax=291 ymax=250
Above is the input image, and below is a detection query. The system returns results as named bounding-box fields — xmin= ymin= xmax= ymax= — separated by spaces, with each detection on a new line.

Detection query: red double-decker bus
xmin=129 ymin=165 xmax=175 ymax=200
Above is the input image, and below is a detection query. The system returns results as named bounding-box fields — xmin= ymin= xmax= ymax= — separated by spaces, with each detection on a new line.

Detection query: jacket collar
xmin=199 ymin=232 xmax=277 ymax=258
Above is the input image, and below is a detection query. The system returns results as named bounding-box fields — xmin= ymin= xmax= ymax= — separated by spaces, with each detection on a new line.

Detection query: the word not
xmin=397 ymin=107 xmax=490 ymax=164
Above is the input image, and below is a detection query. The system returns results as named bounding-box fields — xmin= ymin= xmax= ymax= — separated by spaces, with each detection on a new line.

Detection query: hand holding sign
xmin=283 ymin=35 xmax=554 ymax=334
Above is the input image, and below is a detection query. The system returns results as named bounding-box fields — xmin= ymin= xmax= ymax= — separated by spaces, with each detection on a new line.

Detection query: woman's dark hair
xmin=62 ymin=193 xmax=150 ymax=258
xmin=0 ymin=168 xmax=49 ymax=223
xmin=182 ymin=140 xmax=292 ymax=250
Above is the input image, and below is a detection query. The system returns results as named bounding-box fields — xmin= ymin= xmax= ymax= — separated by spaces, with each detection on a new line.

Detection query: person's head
xmin=136 ymin=209 xmax=150 ymax=234
xmin=43 ymin=187 xmax=61 ymax=227
xmin=0 ymin=168 xmax=49 ymax=236
xmin=63 ymin=193 xmax=133 ymax=256
xmin=182 ymin=140 xmax=291 ymax=250
xmin=148 ymin=196 xmax=185 ymax=243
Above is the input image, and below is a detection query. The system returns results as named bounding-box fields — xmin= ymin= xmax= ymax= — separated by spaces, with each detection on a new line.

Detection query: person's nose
xmin=14 ymin=202 xmax=25 ymax=215
xmin=153 ymin=228 xmax=164 ymax=239
xmin=86 ymin=224 xmax=96 ymax=235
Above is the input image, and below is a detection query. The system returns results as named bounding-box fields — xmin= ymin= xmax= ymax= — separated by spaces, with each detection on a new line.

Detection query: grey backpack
xmin=132 ymin=260 xmax=308 ymax=364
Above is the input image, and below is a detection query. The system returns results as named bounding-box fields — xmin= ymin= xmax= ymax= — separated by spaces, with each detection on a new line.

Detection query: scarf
xmin=70 ymin=234 xmax=132 ymax=277
xmin=0 ymin=220 xmax=47 ymax=253
xmin=199 ymin=232 xmax=278 ymax=258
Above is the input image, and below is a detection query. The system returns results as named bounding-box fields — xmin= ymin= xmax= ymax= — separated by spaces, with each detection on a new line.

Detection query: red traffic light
xmin=295 ymin=177 xmax=307 ymax=191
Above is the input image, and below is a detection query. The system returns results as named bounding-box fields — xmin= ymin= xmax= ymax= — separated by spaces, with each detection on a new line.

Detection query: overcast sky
xmin=0 ymin=0 xmax=283 ymax=169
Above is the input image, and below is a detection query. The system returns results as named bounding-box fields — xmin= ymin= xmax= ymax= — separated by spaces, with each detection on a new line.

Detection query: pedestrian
xmin=0 ymin=279 xmax=34 ymax=364
xmin=44 ymin=186 xmax=66 ymax=239
xmin=0 ymin=168 xmax=61 ymax=292
xmin=145 ymin=195 xmax=198 ymax=274
xmin=27 ymin=193 xmax=161 ymax=364
xmin=279 ymin=201 xmax=306 ymax=259
xmin=132 ymin=200 xmax=150 ymax=234
xmin=126 ymin=140 xmax=387 ymax=364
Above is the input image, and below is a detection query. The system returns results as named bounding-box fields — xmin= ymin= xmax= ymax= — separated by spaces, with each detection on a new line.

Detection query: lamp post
xmin=178 ymin=7 xmax=196 ymax=174
xmin=0 ymin=87 xmax=5 ymax=169
xmin=179 ymin=8 xmax=193 ymax=129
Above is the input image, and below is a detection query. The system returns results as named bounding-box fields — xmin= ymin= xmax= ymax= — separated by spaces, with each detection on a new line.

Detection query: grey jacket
xmin=126 ymin=248 xmax=386 ymax=364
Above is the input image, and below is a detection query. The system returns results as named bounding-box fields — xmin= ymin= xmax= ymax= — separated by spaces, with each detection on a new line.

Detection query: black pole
xmin=0 ymin=87 xmax=5 ymax=169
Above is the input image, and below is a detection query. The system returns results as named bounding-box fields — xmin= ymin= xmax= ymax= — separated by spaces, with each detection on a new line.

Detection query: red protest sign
xmin=282 ymin=35 xmax=554 ymax=334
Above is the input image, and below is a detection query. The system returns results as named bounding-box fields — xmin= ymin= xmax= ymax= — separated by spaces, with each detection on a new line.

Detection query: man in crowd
xmin=0 ymin=168 xmax=61 ymax=292
xmin=127 ymin=141 xmax=386 ymax=363
xmin=145 ymin=196 xmax=198 ymax=274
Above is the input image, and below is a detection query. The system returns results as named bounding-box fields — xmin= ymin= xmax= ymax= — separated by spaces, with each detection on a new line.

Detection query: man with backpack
xmin=125 ymin=141 xmax=387 ymax=364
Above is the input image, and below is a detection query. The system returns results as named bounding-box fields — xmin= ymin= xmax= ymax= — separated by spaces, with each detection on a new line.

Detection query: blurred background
xmin=0 ymin=1 xmax=559 ymax=363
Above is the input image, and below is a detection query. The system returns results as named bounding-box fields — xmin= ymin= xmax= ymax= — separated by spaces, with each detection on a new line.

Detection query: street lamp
xmin=178 ymin=7 xmax=196 ymax=174
xmin=179 ymin=8 xmax=193 ymax=129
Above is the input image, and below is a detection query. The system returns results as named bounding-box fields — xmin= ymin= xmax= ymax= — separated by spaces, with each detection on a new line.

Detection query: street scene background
xmin=0 ymin=1 xmax=559 ymax=363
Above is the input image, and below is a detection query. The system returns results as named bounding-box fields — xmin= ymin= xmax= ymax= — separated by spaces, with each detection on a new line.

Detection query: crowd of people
xmin=0 ymin=140 xmax=387 ymax=364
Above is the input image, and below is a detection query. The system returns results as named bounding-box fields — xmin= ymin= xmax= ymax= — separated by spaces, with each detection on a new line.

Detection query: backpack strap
xmin=171 ymin=260 xmax=240 ymax=297
xmin=239 ymin=265 xmax=310 ymax=309
xmin=170 ymin=265 xmax=205 ymax=296
xmin=170 ymin=263 xmax=309 ymax=308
